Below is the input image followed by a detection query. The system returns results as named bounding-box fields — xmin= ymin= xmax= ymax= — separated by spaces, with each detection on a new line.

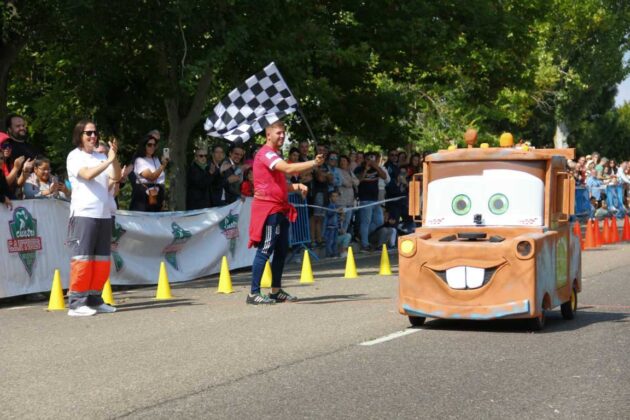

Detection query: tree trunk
xmin=163 ymin=66 xmax=215 ymax=211
xmin=553 ymin=121 xmax=569 ymax=149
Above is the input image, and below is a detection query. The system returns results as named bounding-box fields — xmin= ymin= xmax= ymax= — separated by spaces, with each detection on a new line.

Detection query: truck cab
xmin=398 ymin=147 xmax=581 ymax=330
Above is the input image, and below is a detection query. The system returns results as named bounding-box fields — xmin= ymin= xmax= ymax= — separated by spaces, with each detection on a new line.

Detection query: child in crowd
xmin=240 ymin=167 xmax=254 ymax=198
xmin=594 ymin=199 xmax=611 ymax=220
xmin=323 ymin=190 xmax=351 ymax=258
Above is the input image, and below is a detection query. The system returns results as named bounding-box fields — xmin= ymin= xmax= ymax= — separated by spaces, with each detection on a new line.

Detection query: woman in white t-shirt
xmin=66 ymin=120 xmax=121 ymax=317
xmin=129 ymin=130 xmax=169 ymax=211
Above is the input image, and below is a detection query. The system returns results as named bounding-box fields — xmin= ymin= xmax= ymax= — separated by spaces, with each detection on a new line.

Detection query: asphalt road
xmin=1 ymin=245 xmax=629 ymax=419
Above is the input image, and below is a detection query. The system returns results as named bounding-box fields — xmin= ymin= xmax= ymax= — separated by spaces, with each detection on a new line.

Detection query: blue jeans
xmin=358 ymin=200 xmax=383 ymax=248
xmin=250 ymin=213 xmax=289 ymax=294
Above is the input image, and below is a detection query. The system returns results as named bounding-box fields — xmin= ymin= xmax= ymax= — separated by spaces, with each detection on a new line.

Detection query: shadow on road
xmin=297 ymin=294 xmax=391 ymax=305
xmin=115 ymin=298 xmax=198 ymax=312
xmin=418 ymin=307 xmax=629 ymax=333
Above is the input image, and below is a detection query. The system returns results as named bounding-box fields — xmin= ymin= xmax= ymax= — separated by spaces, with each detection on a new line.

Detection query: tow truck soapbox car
xmin=398 ymin=146 xmax=581 ymax=330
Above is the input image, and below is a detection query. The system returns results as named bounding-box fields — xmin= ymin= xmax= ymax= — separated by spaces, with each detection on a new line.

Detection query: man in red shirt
xmin=247 ymin=121 xmax=325 ymax=305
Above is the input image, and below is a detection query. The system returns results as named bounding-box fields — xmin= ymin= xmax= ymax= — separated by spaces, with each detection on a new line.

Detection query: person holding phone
xmin=246 ymin=120 xmax=325 ymax=305
xmin=24 ymin=157 xmax=71 ymax=200
xmin=129 ymin=130 xmax=168 ymax=211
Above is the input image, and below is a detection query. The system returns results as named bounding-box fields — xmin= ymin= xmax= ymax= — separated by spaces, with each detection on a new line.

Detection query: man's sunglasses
xmin=197 ymin=154 xmax=207 ymax=158
xmin=82 ymin=130 xmax=99 ymax=137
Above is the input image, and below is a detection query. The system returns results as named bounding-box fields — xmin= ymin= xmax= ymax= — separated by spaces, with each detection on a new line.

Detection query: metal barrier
xmin=606 ymin=184 xmax=627 ymax=217
xmin=288 ymin=193 xmax=318 ymax=261
xmin=575 ymin=187 xmax=590 ymax=218
xmin=575 ymin=184 xmax=627 ymax=219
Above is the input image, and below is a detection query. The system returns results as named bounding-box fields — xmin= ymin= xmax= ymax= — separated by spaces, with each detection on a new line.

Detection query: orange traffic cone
xmin=610 ymin=216 xmax=620 ymax=243
xmin=594 ymin=218 xmax=603 ymax=247
xmin=622 ymin=214 xmax=630 ymax=241
xmin=601 ymin=218 xmax=610 ymax=244
xmin=572 ymin=220 xmax=583 ymax=250
xmin=583 ymin=219 xmax=596 ymax=250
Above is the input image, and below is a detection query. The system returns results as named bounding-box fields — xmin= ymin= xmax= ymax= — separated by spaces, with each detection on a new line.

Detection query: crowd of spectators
xmin=567 ymin=152 xmax=630 ymax=218
xmin=0 ymin=116 xmax=423 ymax=257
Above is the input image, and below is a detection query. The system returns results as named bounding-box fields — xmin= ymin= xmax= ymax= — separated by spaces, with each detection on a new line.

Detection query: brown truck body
xmin=398 ymin=147 xmax=581 ymax=326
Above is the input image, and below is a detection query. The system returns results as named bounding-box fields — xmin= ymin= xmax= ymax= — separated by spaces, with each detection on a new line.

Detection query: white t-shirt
xmin=134 ymin=156 xmax=165 ymax=184
xmin=67 ymin=148 xmax=111 ymax=219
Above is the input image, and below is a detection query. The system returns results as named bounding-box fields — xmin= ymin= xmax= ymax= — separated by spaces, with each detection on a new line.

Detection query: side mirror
xmin=408 ymin=173 xmax=422 ymax=221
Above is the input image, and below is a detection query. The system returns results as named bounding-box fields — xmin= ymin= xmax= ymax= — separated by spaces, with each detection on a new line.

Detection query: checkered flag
xmin=204 ymin=62 xmax=298 ymax=143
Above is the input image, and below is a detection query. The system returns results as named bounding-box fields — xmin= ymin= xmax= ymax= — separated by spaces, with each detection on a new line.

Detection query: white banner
xmin=0 ymin=199 xmax=257 ymax=298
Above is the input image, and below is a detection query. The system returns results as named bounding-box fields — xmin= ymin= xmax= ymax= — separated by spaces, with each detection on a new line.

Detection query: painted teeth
xmin=445 ymin=266 xmax=485 ymax=289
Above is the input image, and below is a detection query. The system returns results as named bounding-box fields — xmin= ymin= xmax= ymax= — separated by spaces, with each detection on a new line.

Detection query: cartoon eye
xmin=488 ymin=193 xmax=509 ymax=215
xmin=451 ymin=194 xmax=471 ymax=215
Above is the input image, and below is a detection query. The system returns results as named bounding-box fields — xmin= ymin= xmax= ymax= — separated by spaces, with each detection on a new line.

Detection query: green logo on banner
xmin=7 ymin=207 xmax=42 ymax=276
xmin=111 ymin=221 xmax=127 ymax=272
xmin=163 ymin=222 xmax=192 ymax=270
xmin=220 ymin=210 xmax=240 ymax=257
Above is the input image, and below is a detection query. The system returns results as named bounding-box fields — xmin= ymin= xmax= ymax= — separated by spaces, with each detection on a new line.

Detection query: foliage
xmin=2 ymin=0 xmax=630 ymax=209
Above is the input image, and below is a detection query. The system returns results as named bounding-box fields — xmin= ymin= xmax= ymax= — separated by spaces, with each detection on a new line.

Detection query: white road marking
xmin=359 ymin=328 xmax=422 ymax=346
xmin=5 ymin=306 xmax=31 ymax=311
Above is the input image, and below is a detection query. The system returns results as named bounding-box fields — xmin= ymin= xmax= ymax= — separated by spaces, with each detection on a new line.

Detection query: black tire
xmin=561 ymin=288 xmax=578 ymax=320
xmin=528 ymin=310 xmax=546 ymax=331
xmin=409 ymin=316 xmax=426 ymax=327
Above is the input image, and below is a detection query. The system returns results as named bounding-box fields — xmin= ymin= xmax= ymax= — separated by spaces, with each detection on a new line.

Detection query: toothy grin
xmin=431 ymin=266 xmax=498 ymax=290
xmin=446 ymin=266 xmax=484 ymax=289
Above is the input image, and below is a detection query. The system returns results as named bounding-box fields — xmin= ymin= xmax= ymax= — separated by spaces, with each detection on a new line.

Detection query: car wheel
xmin=528 ymin=310 xmax=546 ymax=331
xmin=561 ymin=288 xmax=578 ymax=320
xmin=409 ymin=316 xmax=426 ymax=327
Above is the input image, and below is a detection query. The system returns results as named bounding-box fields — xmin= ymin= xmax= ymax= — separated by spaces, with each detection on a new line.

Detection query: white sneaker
xmin=68 ymin=305 xmax=97 ymax=317
xmin=93 ymin=303 xmax=116 ymax=313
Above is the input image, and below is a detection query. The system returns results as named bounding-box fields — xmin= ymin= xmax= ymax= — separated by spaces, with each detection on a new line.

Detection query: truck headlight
xmin=400 ymin=239 xmax=416 ymax=257
xmin=515 ymin=239 xmax=534 ymax=260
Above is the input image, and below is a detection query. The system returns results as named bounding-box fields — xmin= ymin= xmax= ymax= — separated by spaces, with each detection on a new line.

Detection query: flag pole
xmin=296 ymin=105 xmax=318 ymax=145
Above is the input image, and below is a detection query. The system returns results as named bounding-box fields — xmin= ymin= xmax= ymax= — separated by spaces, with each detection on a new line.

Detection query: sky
xmin=614 ymin=51 xmax=630 ymax=107
xmin=615 ymin=77 xmax=630 ymax=107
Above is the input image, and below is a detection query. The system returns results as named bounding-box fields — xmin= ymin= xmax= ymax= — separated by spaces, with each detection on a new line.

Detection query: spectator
xmin=337 ymin=155 xmax=359 ymax=234
xmin=186 ymin=147 xmax=213 ymax=210
xmin=398 ymin=151 xmax=408 ymax=166
xmin=209 ymin=144 xmax=225 ymax=206
xmin=286 ymin=147 xmax=301 ymax=184
xmin=326 ymin=151 xmax=342 ymax=192
xmin=368 ymin=218 xmax=398 ymax=250
xmin=24 ymin=157 xmax=70 ymax=200
xmin=385 ymin=164 xmax=409 ymax=226
xmin=617 ymin=161 xmax=630 ymax=186
xmin=298 ymin=140 xmax=311 ymax=162
xmin=408 ymin=153 xmax=422 ymax=177
xmin=586 ymin=168 xmax=604 ymax=201
xmin=323 ymin=190 xmax=351 ymax=258
xmin=240 ymin=167 xmax=254 ymax=198
xmin=1 ymin=134 xmax=27 ymax=198
xmin=377 ymin=151 xmax=390 ymax=203
xmin=220 ymin=144 xmax=247 ymax=204
xmin=130 ymin=130 xmax=168 ymax=212
xmin=0 ymin=154 xmax=13 ymax=210
xmin=4 ymin=114 xmax=41 ymax=162
xmin=309 ymin=169 xmax=329 ymax=247
xmin=354 ymin=151 xmax=387 ymax=252
xmin=594 ymin=199 xmax=611 ymax=220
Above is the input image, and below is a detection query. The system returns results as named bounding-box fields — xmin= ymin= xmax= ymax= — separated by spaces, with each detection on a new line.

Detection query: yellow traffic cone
xmin=217 ymin=256 xmax=234 ymax=294
xmin=47 ymin=269 xmax=66 ymax=311
xmin=344 ymin=246 xmax=358 ymax=279
xmin=155 ymin=261 xmax=173 ymax=300
xmin=261 ymin=261 xmax=272 ymax=288
xmin=379 ymin=244 xmax=392 ymax=275
xmin=300 ymin=250 xmax=314 ymax=284
xmin=102 ymin=278 xmax=115 ymax=305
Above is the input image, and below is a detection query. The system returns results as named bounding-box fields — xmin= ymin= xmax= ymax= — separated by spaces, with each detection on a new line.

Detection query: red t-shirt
xmin=253 ymin=144 xmax=287 ymax=202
